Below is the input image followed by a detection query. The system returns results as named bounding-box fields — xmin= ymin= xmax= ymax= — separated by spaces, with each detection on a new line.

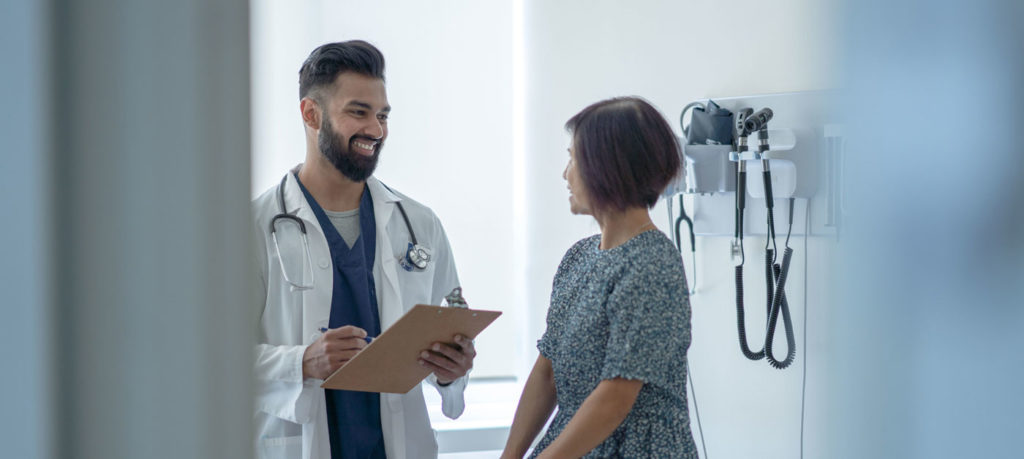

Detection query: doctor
xmin=251 ymin=41 xmax=476 ymax=459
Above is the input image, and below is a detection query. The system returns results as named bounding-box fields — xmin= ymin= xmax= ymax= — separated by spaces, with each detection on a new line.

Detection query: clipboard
xmin=321 ymin=305 xmax=502 ymax=394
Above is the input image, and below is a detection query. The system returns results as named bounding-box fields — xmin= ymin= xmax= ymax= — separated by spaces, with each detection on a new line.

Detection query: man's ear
xmin=300 ymin=97 xmax=321 ymax=131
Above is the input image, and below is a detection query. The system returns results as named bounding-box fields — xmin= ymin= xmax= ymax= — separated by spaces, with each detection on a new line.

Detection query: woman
xmin=501 ymin=97 xmax=697 ymax=458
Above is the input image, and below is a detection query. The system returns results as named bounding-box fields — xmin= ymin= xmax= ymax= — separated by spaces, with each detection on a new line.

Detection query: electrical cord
xmin=670 ymin=192 xmax=709 ymax=459
xmin=800 ymin=198 xmax=810 ymax=459
xmin=748 ymin=121 xmax=794 ymax=369
xmin=687 ymin=362 xmax=709 ymax=459
xmin=765 ymin=249 xmax=796 ymax=369
xmin=734 ymin=152 xmax=766 ymax=361
xmin=765 ymin=198 xmax=797 ymax=369
xmin=735 ymin=262 xmax=764 ymax=360
xmin=679 ymin=101 xmax=705 ymax=142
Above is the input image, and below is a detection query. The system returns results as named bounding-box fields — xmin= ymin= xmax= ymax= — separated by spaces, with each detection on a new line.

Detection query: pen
xmin=319 ymin=327 xmax=374 ymax=343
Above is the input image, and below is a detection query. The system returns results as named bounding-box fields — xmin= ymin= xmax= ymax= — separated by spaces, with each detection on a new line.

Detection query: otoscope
xmin=745 ymin=108 xmax=776 ymax=248
xmin=748 ymin=108 xmax=796 ymax=369
xmin=732 ymin=107 xmax=796 ymax=369
xmin=732 ymin=108 xmax=766 ymax=361
xmin=732 ymin=108 xmax=753 ymax=255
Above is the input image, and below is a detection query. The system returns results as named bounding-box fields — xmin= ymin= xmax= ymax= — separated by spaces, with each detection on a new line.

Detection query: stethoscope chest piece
xmin=401 ymin=242 xmax=431 ymax=272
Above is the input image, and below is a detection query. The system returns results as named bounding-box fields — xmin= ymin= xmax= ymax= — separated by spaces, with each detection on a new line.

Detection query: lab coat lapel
xmin=367 ymin=177 xmax=404 ymax=330
xmin=366 ymin=177 xmax=409 ymax=457
xmin=282 ymin=168 xmax=318 ymax=226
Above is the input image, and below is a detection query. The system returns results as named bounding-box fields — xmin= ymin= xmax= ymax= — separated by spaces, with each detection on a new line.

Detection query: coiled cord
xmin=765 ymin=204 xmax=778 ymax=261
xmin=765 ymin=247 xmax=796 ymax=369
xmin=735 ymin=265 xmax=765 ymax=360
xmin=765 ymin=249 xmax=775 ymax=319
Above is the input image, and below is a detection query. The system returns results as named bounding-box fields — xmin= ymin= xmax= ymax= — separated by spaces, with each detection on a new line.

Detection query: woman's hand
xmin=535 ymin=378 xmax=643 ymax=458
xmin=502 ymin=356 xmax=558 ymax=458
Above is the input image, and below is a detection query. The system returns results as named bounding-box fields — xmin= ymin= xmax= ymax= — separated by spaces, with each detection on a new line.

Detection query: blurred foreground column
xmin=1 ymin=1 xmax=254 ymax=458
xmin=830 ymin=1 xmax=1024 ymax=458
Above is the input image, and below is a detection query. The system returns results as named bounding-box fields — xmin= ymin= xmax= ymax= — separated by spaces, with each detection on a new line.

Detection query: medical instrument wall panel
xmin=674 ymin=91 xmax=842 ymax=237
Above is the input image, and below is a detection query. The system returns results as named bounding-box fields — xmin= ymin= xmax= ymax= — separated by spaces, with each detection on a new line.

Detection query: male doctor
xmin=251 ymin=41 xmax=476 ymax=459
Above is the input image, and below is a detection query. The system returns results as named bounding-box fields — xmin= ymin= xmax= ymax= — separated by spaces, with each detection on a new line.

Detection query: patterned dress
xmin=531 ymin=230 xmax=697 ymax=458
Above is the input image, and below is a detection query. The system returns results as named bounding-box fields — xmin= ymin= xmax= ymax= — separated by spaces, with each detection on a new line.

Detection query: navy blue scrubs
xmin=295 ymin=175 xmax=386 ymax=459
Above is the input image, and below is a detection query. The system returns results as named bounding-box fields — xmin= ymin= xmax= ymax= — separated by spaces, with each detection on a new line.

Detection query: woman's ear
xmin=300 ymin=97 xmax=321 ymax=131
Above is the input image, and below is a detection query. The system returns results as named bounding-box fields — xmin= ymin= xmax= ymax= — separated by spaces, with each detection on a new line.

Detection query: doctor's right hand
xmin=302 ymin=325 xmax=368 ymax=380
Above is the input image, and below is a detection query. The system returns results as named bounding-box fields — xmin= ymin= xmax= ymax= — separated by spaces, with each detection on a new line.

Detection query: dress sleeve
xmin=536 ymin=239 xmax=587 ymax=359
xmin=536 ymin=309 xmax=559 ymax=360
xmin=600 ymin=260 xmax=690 ymax=389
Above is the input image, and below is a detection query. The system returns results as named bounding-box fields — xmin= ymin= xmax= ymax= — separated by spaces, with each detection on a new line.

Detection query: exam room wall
xmin=521 ymin=1 xmax=838 ymax=458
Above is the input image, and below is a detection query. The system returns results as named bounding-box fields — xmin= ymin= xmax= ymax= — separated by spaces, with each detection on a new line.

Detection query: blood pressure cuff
xmin=682 ymin=99 xmax=734 ymax=146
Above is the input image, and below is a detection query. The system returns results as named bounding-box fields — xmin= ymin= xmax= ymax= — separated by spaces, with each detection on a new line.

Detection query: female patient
xmin=501 ymin=97 xmax=697 ymax=458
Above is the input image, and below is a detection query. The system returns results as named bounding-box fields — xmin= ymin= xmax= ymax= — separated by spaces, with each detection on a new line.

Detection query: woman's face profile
xmin=563 ymin=144 xmax=592 ymax=216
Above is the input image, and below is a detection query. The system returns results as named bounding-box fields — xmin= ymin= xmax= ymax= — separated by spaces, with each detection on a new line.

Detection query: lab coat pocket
xmin=394 ymin=249 xmax=434 ymax=305
xmin=256 ymin=435 xmax=301 ymax=459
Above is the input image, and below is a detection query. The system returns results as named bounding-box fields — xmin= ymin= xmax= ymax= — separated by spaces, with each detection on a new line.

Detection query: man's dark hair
xmin=565 ymin=96 xmax=681 ymax=213
xmin=298 ymin=40 xmax=385 ymax=101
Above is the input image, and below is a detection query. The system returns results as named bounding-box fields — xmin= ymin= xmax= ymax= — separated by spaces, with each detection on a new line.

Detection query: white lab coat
xmin=251 ymin=170 xmax=467 ymax=459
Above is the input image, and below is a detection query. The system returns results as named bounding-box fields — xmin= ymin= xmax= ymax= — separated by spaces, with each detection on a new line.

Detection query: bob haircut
xmin=565 ymin=96 xmax=681 ymax=213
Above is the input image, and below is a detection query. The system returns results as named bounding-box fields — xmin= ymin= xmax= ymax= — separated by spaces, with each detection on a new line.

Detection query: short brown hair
xmin=565 ymin=96 xmax=681 ymax=213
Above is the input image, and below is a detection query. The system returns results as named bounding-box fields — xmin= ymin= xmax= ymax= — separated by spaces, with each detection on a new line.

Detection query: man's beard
xmin=318 ymin=114 xmax=381 ymax=182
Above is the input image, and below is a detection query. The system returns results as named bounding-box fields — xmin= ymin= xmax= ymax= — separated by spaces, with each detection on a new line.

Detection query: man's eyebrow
xmin=346 ymin=100 xmax=391 ymax=113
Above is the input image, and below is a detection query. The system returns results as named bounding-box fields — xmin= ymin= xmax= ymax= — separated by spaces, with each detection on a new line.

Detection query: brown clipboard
xmin=321 ymin=305 xmax=502 ymax=394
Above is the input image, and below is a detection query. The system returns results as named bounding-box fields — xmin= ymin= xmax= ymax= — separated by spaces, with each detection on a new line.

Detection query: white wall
xmin=521 ymin=1 xmax=838 ymax=458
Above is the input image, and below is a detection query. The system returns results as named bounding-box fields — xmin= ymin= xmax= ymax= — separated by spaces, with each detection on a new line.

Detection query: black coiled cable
xmin=735 ymin=265 xmax=764 ymax=360
xmin=765 ymin=247 xmax=796 ymax=369
xmin=736 ymin=171 xmax=796 ymax=369
xmin=734 ymin=158 xmax=765 ymax=362
xmin=765 ymin=248 xmax=775 ymax=319
xmin=765 ymin=211 xmax=778 ymax=258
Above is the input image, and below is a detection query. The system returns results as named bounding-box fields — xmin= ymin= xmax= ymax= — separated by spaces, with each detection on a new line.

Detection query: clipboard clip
xmin=443 ymin=287 xmax=469 ymax=309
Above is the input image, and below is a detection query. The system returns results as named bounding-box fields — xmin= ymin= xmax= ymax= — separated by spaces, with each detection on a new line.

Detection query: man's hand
xmin=302 ymin=325 xmax=368 ymax=380
xmin=419 ymin=334 xmax=476 ymax=385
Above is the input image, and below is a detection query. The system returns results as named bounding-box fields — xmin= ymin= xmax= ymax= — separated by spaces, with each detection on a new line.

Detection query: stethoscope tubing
xmin=271 ymin=173 xmax=429 ymax=289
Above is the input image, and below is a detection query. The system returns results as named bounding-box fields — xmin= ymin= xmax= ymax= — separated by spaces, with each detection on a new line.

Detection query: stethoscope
xmin=270 ymin=174 xmax=431 ymax=291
